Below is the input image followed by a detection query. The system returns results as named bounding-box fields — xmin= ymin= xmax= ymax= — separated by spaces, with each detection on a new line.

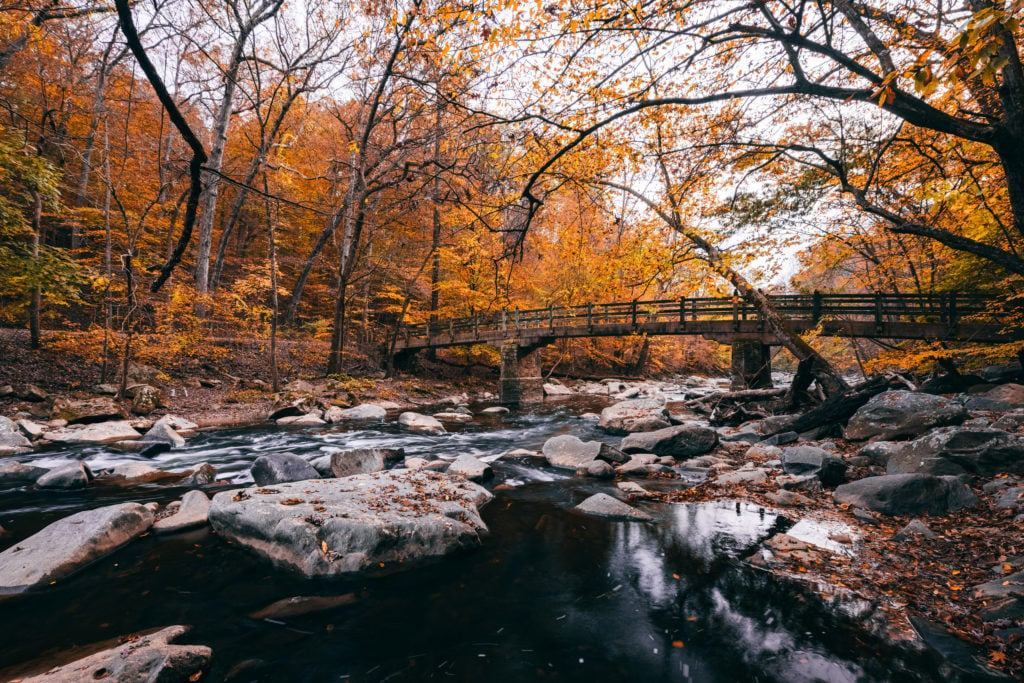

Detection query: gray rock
xmin=153 ymin=414 xmax=198 ymax=435
xmin=447 ymin=454 xmax=492 ymax=482
xmin=276 ymin=412 xmax=326 ymax=426
xmin=398 ymin=412 xmax=446 ymax=435
xmin=480 ymin=406 xmax=510 ymax=415
xmin=759 ymin=431 xmax=798 ymax=446
xmin=776 ymin=474 xmax=823 ymax=493
xmin=616 ymin=459 xmax=669 ymax=476
xmin=893 ymin=519 xmax=938 ymax=542
xmin=310 ymin=455 xmax=334 ymax=477
xmin=50 ymin=397 xmax=124 ymax=424
xmin=0 ymin=502 xmax=153 ymax=594
xmin=0 ymin=460 xmax=47 ymax=487
xmin=0 ymin=415 xmax=17 ymax=433
xmin=142 ymin=420 xmax=185 ymax=448
xmin=15 ymin=625 xmax=209 ymax=683
xmin=543 ymin=382 xmax=574 ymax=396
xmin=858 ymin=441 xmax=902 ymax=467
xmin=576 ymin=460 xmax=615 ymax=478
xmin=620 ymin=423 xmax=718 ymax=457
xmin=208 ymin=470 xmax=492 ymax=577
xmin=17 ymin=384 xmax=48 ymax=402
xmin=964 ymin=396 xmax=1013 ymax=412
xmin=845 ymin=391 xmax=967 ymax=441
xmin=984 ymin=383 xmax=1024 ymax=407
xmin=541 ymin=435 xmax=627 ymax=470
xmin=992 ymin=412 xmax=1024 ymax=432
xmin=433 ymin=411 xmax=473 ymax=423
xmin=833 ymin=474 xmax=978 ymax=515
xmin=251 ymin=453 xmax=321 ymax=486
xmin=325 ymin=403 xmax=387 ymax=422
xmin=330 ymin=448 xmax=404 ymax=478
xmin=36 ymin=462 xmax=93 ymax=489
xmin=781 ymin=446 xmax=847 ymax=487
xmin=0 ymin=429 xmax=32 ymax=455
xmin=765 ymin=490 xmax=813 ymax=507
xmin=92 ymin=382 xmax=119 ymax=395
xmin=46 ymin=421 xmax=142 ymax=444
xmin=126 ymin=384 xmax=168 ymax=416
xmin=597 ymin=399 xmax=669 ymax=435
xmin=16 ymin=419 xmax=45 ymax=440
xmin=995 ymin=487 xmax=1024 ymax=509
xmin=617 ymin=481 xmax=650 ymax=495
xmin=745 ymin=444 xmax=783 ymax=459
xmin=575 ymin=493 xmax=653 ymax=521
xmin=105 ymin=462 xmax=161 ymax=482
xmin=153 ymin=490 xmax=211 ymax=534
xmin=714 ymin=468 xmax=769 ymax=486
xmin=0 ymin=384 xmax=11 ymax=398
xmin=885 ymin=427 xmax=1024 ymax=477
xmin=404 ymin=457 xmax=430 ymax=471
xmin=181 ymin=462 xmax=217 ymax=486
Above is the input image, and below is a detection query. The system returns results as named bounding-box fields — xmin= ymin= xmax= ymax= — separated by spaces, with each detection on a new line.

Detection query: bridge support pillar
xmin=500 ymin=340 xmax=544 ymax=405
xmin=730 ymin=341 xmax=772 ymax=390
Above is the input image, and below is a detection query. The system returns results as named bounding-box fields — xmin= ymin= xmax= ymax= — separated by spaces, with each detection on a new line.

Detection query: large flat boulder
xmin=0 ymin=460 xmax=47 ymax=487
xmin=597 ymin=399 xmax=670 ymax=435
xmin=398 ymin=412 xmax=446 ymax=435
xmin=251 ymin=453 xmax=320 ymax=486
xmin=49 ymin=397 xmax=125 ymax=424
xmin=324 ymin=403 xmax=387 ymax=422
xmin=36 ymin=462 xmax=92 ymax=489
xmin=0 ymin=430 xmax=31 ymax=455
xmin=845 ymin=391 xmax=967 ymax=441
xmin=885 ymin=427 xmax=1024 ymax=477
xmin=575 ymin=493 xmax=653 ymax=521
xmin=984 ymin=383 xmax=1024 ymax=407
xmin=208 ymin=470 xmax=492 ymax=577
xmin=833 ymin=474 xmax=978 ymax=516
xmin=13 ymin=625 xmax=210 ymax=683
xmin=541 ymin=435 xmax=627 ymax=470
xmin=620 ymin=423 xmax=718 ymax=457
xmin=45 ymin=421 xmax=141 ymax=445
xmin=0 ymin=502 xmax=153 ymax=595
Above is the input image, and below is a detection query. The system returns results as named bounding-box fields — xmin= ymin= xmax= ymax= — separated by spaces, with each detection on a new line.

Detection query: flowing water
xmin=0 ymin=399 xmax=940 ymax=681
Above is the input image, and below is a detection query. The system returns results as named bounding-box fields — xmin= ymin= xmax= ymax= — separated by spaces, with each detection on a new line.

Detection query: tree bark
xmin=29 ymin=190 xmax=42 ymax=349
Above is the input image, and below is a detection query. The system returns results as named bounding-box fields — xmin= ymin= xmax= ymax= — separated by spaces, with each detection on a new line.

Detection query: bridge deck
xmin=393 ymin=293 xmax=1021 ymax=352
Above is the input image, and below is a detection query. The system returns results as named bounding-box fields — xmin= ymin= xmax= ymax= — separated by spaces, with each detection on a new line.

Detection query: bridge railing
xmin=398 ymin=292 xmax=1004 ymax=345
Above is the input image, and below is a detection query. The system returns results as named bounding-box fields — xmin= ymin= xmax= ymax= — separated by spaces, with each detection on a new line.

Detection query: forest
xmin=1 ymin=0 xmax=1022 ymax=386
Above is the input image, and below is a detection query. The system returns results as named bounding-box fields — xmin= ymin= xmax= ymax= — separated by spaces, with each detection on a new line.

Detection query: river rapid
xmin=0 ymin=396 xmax=941 ymax=682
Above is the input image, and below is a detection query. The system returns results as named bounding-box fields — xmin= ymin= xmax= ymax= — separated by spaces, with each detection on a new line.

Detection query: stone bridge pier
xmin=500 ymin=339 xmax=546 ymax=405
xmin=729 ymin=338 xmax=773 ymax=390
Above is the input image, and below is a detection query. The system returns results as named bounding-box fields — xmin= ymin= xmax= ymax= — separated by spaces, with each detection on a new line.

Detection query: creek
xmin=0 ymin=397 xmax=941 ymax=681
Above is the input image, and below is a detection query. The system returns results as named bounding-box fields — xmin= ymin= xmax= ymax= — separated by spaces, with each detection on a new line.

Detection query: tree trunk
xmin=264 ymin=173 xmax=280 ymax=391
xmin=327 ymin=272 xmax=349 ymax=375
xmin=284 ymin=208 xmax=345 ymax=324
xmin=29 ymin=190 xmax=42 ymax=349
xmin=994 ymin=135 xmax=1024 ymax=241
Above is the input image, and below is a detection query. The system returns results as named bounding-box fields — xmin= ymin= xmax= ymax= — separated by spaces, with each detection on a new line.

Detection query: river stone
xmin=575 ymin=493 xmax=652 ymax=521
xmin=597 ymin=399 xmax=670 ymax=435
xmin=964 ymin=396 xmax=1012 ymax=412
xmin=154 ymin=490 xmax=211 ymax=534
xmin=325 ymin=403 xmax=387 ymax=422
xmin=433 ymin=412 xmax=473 ymax=423
xmin=45 ymin=421 xmax=141 ymax=445
xmin=781 ymin=446 xmax=847 ymax=487
xmin=481 ymin=406 xmax=510 ymax=415
xmin=0 ymin=429 xmax=31 ymax=455
xmin=13 ymin=624 xmax=210 ymax=683
xmin=277 ymin=412 xmax=326 ymax=426
xmin=251 ymin=453 xmax=321 ymax=486
xmin=16 ymin=419 xmax=45 ymax=440
xmin=541 ymin=435 xmax=627 ymax=470
xmin=857 ymin=441 xmax=902 ymax=467
xmin=447 ymin=454 xmax=492 ymax=482
xmin=36 ymin=462 xmax=93 ymax=489
xmin=182 ymin=462 xmax=217 ymax=487
xmin=17 ymin=384 xmax=48 ymax=402
xmin=208 ymin=470 xmax=492 ymax=577
xmin=142 ymin=420 xmax=186 ymax=448
xmin=576 ymin=460 xmax=616 ymax=478
xmin=0 ymin=460 xmax=47 ymax=487
xmin=0 ymin=502 xmax=153 ymax=594
xmin=992 ymin=412 xmax=1024 ymax=432
xmin=845 ymin=391 xmax=967 ymax=441
xmin=714 ymin=468 xmax=769 ymax=486
xmin=884 ymin=427 xmax=1024 ymax=477
xmin=984 ymin=383 xmax=1024 ymax=407
xmin=124 ymin=384 xmax=167 ymax=416
xmin=620 ymin=423 xmax=718 ymax=457
xmin=543 ymin=382 xmax=574 ymax=396
xmin=331 ymin=448 xmax=404 ymax=478
xmin=398 ymin=412 xmax=446 ymax=435
xmin=833 ymin=473 xmax=978 ymax=515
xmin=49 ymin=397 xmax=124 ymax=425
xmin=105 ymin=462 xmax=162 ymax=482
xmin=893 ymin=519 xmax=938 ymax=542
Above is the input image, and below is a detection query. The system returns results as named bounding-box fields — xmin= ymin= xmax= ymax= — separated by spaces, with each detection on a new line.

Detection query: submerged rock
xmin=541 ymin=435 xmax=627 ymax=470
xmin=574 ymin=493 xmax=653 ymax=521
xmin=251 ymin=453 xmax=320 ymax=486
xmin=13 ymin=625 xmax=209 ymax=683
xmin=833 ymin=473 xmax=978 ymax=515
xmin=845 ymin=391 xmax=967 ymax=441
xmin=142 ymin=419 xmax=186 ymax=448
xmin=207 ymin=470 xmax=492 ymax=577
xmin=0 ymin=502 xmax=153 ymax=594
xmin=620 ymin=423 xmax=718 ymax=457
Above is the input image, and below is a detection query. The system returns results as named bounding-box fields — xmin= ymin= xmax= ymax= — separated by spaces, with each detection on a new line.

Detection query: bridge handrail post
xmin=425 ymin=321 xmax=431 ymax=339
xmin=949 ymin=291 xmax=958 ymax=331
xmin=587 ymin=302 xmax=593 ymax=329
xmin=874 ymin=292 xmax=883 ymax=332
xmin=474 ymin=315 xmax=479 ymax=338
xmin=502 ymin=309 xmax=507 ymax=333
xmin=812 ymin=290 xmax=822 ymax=324
xmin=549 ymin=304 xmax=555 ymax=330
xmin=449 ymin=318 xmax=454 ymax=338
xmin=631 ymin=299 xmax=638 ymax=329
xmin=732 ymin=294 xmax=740 ymax=331
xmin=679 ymin=296 xmax=686 ymax=329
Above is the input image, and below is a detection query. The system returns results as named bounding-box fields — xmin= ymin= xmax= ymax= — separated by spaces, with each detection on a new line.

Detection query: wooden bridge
xmin=391 ymin=293 xmax=1021 ymax=403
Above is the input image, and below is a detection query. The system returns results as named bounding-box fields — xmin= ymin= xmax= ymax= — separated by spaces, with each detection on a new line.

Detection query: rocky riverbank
xmin=2 ymin=369 xmax=1024 ymax=679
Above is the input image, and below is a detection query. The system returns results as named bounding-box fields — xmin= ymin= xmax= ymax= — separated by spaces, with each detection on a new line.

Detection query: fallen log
xmin=773 ymin=374 xmax=912 ymax=437
xmin=682 ymin=387 xmax=786 ymax=408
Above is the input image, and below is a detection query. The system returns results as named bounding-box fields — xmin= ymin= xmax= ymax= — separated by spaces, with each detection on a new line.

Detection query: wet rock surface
xmin=845 ymin=391 xmax=968 ymax=441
